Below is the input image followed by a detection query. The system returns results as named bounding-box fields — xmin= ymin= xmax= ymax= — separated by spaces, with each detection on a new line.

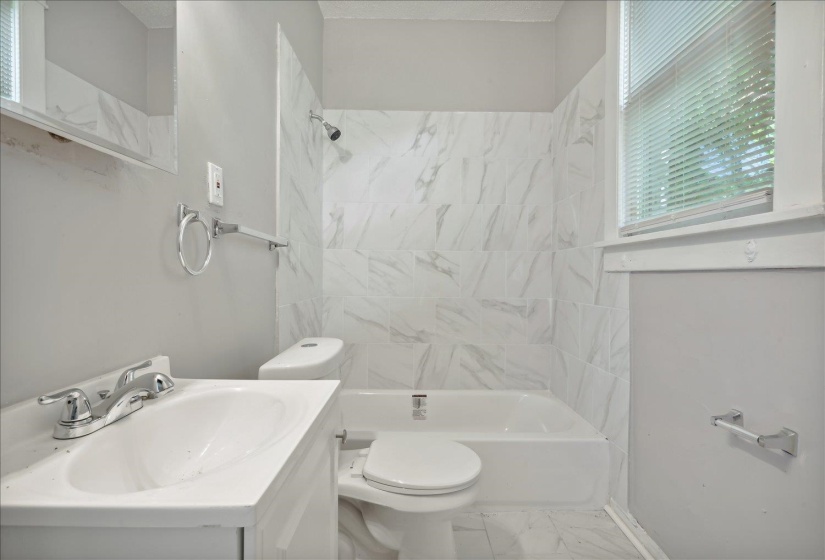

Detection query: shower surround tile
xmin=322 ymin=109 xmax=557 ymax=395
xmin=323 ymin=250 xmax=369 ymax=296
xmin=461 ymin=252 xmax=507 ymax=298
xmin=436 ymin=204 xmax=484 ymax=251
xmin=541 ymin=57 xmax=631 ymax=516
xmin=506 ymin=345 xmax=553 ymax=390
xmin=415 ymin=251 xmax=461 ymax=297
xmin=462 ymin=158 xmax=507 ymax=204
xmin=414 ymin=344 xmax=462 ymax=389
xmin=324 ymin=153 xmax=369 ymax=203
xmin=436 ymin=298 xmax=482 ymax=344
xmin=368 ymin=343 xmax=415 ymax=389
xmin=481 ymin=299 xmax=527 ymax=344
xmin=506 ymin=158 xmax=554 ymax=205
xmin=506 ymin=252 xmax=553 ymax=298
xmin=528 ymin=205 xmax=554 ymax=252
xmin=461 ymin=345 xmax=506 ymax=389
xmin=321 ymin=86 xmax=629 ymax=510
xmin=321 ymin=93 xmax=629 ymax=482
xmin=368 ymin=251 xmax=414 ymax=296
xmin=580 ymin=305 xmax=610 ymax=371
xmin=344 ymin=203 xmax=436 ymax=250
xmin=389 ymin=297 xmax=436 ymax=343
xmin=528 ymin=112 xmax=555 ymax=159
xmin=609 ymin=309 xmax=630 ymax=380
xmin=277 ymin=30 xmax=324 ymax=353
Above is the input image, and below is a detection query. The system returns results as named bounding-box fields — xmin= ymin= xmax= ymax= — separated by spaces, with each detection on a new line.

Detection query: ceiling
xmin=317 ymin=1 xmax=565 ymax=22
xmin=119 ymin=1 xmax=175 ymax=29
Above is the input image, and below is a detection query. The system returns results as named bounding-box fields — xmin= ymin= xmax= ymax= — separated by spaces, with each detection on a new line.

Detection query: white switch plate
xmin=208 ymin=162 xmax=224 ymax=206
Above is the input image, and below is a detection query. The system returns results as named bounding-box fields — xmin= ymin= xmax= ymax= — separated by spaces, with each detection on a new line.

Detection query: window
xmin=0 ymin=0 xmax=19 ymax=102
xmin=619 ymin=0 xmax=776 ymax=235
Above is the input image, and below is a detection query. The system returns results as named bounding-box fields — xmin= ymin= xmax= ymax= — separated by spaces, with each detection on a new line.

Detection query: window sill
xmin=597 ymin=204 xmax=825 ymax=271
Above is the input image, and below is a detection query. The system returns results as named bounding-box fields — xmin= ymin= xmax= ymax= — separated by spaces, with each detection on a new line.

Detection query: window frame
xmin=1 ymin=0 xmax=20 ymax=103
xmin=600 ymin=0 xmax=825 ymax=271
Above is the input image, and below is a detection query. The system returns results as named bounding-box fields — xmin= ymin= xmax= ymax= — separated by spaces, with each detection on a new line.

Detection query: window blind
xmin=619 ymin=0 xmax=776 ymax=234
xmin=0 ymin=0 xmax=19 ymax=102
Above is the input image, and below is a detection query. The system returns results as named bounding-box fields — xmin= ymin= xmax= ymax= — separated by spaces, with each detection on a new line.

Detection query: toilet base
xmin=361 ymin=501 xmax=459 ymax=560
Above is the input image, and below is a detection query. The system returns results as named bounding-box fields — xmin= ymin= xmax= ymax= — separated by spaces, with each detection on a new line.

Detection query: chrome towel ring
xmin=177 ymin=203 xmax=212 ymax=276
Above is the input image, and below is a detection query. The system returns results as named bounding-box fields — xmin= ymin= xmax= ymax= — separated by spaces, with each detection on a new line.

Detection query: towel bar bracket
xmin=711 ymin=409 xmax=798 ymax=457
xmin=212 ymin=218 xmax=289 ymax=250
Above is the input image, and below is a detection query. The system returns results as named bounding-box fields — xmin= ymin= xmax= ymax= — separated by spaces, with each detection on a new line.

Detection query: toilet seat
xmin=339 ymin=449 xmax=480 ymax=514
xmin=362 ymin=435 xmax=482 ymax=496
xmin=337 ymin=443 xmax=481 ymax=559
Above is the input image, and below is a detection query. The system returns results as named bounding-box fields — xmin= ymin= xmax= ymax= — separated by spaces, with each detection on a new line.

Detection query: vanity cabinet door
xmin=248 ymin=403 xmax=340 ymax=560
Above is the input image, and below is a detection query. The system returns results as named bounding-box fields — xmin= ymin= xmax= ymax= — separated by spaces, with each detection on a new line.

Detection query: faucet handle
xmin=38 ymin=388 xmax=93 ymax=425
xmin=116 ymin=360 xmax=153 ymax=390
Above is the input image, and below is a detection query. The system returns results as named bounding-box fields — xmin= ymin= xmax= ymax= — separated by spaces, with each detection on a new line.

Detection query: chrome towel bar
xmin=711 ymin=409 xmax=798 ymax=457
xmin=212 ymin=218 xmax=289 ymax=250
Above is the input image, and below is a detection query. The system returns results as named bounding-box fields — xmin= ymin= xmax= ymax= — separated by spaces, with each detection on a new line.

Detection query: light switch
xmin=208 ymin=162 xmax=224 ymax=206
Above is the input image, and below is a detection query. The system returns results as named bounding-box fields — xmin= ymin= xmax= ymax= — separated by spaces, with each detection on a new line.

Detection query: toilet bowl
xmin=260 ymin=338 xmax=483 ymax=560
xmin=339 ymin=436 xmax=481 ymax=560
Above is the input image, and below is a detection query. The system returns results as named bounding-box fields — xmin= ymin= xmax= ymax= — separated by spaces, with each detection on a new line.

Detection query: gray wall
xmin=0 ymin=1 xmax=324 ymax=407
xmin=630 ymin=271 xmax=824 ymax=559
xmin=553 ymin=0 xmax=606 ymax=110
xmin=275 ymin=1 xmax=325 ymax=100
xmin=323 ymin=19 xmax=555 ymax=111
xmin=45 ymin=0 xmax=149 ymax=112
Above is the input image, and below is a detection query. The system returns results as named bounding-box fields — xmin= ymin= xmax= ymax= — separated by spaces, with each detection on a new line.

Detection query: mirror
xmin=0 ymin=0 xmax=177 ymax=173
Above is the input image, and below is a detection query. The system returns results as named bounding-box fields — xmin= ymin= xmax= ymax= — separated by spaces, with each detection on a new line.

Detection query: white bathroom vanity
xmin=0 ymin=357 xmax=341 ymax=560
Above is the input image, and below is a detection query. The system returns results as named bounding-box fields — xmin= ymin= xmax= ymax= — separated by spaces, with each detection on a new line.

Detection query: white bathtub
xmin=340 ymin=390 xmax=609 ymax=510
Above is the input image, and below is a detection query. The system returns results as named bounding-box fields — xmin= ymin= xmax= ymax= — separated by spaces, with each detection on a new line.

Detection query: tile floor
xmin=453 ymin=510 xmax=644 ymax=560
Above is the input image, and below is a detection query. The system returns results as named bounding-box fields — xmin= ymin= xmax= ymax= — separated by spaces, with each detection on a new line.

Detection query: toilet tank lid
xmin=258 ymin=338 xmax=344 ymax=380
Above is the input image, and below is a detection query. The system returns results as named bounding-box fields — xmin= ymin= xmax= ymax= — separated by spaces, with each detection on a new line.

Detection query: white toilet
xmin=259 ymin=338 xmax=483 ymax=560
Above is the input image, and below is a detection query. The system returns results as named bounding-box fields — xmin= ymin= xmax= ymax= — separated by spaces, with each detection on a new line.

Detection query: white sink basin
xmin=67 ymin=389 xmax=289 ymax=494
xmin=0 ymin=360 xmax=340 ymax=529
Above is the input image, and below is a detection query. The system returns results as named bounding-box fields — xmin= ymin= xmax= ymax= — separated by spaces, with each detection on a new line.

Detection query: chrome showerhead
xmin=309 ymin=111 xmax=342 ymax=141
xmin=323 ymin=122 xmax=341 ymax=141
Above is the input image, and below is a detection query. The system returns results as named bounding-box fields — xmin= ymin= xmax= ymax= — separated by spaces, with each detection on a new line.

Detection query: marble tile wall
xmin=549 ymin=58 xmax=631 ymax=512
xmin=276 ymin=31 xmax=324 ymax=351
xmin=321 ymin=108 xmax=557 ymax=393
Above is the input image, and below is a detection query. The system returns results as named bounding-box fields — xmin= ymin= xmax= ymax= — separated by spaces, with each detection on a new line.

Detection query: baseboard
xmin=604 ymin=499 xmax=670 ymax=560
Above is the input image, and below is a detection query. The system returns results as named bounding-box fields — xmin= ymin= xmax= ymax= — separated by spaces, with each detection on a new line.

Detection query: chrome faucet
xmin=38 ymin=365 xmax=175 ymax=440
xmin=115 ymin=359 xmax=153 ymax=390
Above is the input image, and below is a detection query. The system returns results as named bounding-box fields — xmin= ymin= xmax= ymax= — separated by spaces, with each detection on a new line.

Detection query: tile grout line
xmin=478 ymin=513 xmax=498 ymax=560
xmin=544 ymin=510 xmax=577 ymax=560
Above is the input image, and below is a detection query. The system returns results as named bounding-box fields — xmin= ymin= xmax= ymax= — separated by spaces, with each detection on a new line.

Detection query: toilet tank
xmin=259 ymin=338 xmax=344 ymax=380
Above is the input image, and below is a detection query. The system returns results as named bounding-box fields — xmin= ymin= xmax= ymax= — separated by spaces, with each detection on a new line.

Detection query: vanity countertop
xmin=0 ymin=358 xmax=340 ymax=529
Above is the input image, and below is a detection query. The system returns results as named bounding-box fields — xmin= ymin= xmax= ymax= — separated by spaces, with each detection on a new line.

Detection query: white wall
xmin=553 ymin=0 xmax=606 ymax=110
xmin=630 ymin=271 xmax=824 ymax=559
xmin=323 ymin=19 xmax=555 ymax=112
xmin=0 ymin=1 xmax=323 ymax=407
